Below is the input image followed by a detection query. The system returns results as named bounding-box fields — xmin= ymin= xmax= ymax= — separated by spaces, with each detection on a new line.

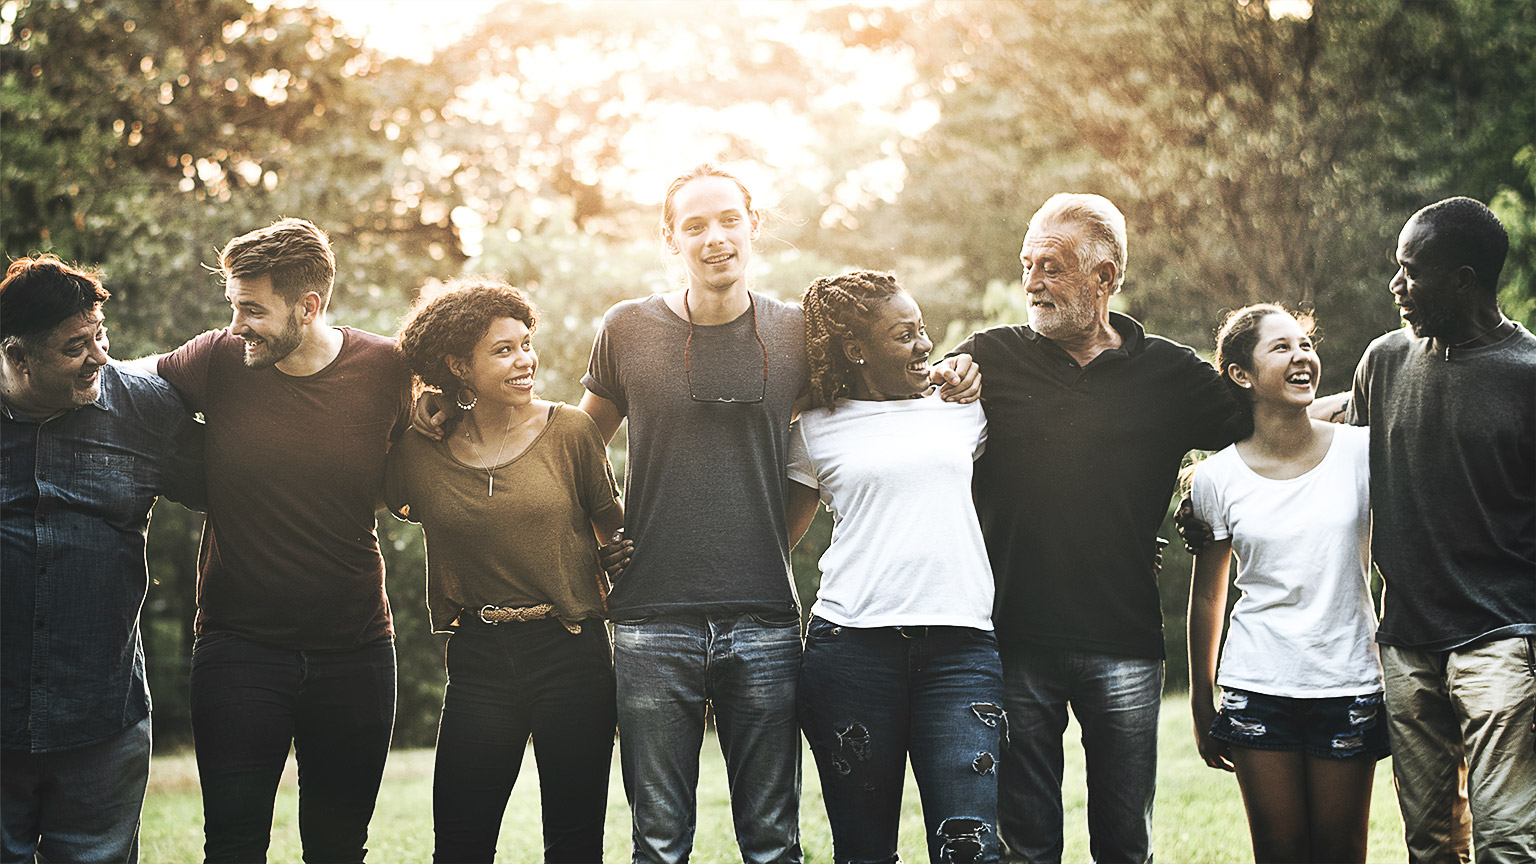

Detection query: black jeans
xmin=433 ymin=617 xmax=616 ymax=863
xmin=189 ymin=631 xmax=396 ymax=864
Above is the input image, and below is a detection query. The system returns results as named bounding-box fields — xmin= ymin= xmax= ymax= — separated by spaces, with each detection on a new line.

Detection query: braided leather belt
xmin=477 ymin=604 xmax=582 ymax=634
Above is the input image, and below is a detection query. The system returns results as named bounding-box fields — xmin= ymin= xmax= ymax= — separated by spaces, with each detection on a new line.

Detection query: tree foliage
xmin=4 ymin=0 xmax=1530 ymax=747
xmin=817 ymin=0 xmax=1536 ymax=389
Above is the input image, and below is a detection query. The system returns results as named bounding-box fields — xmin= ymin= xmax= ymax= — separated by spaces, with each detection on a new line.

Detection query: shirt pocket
xmin=71 ymin=452 xmax=141 ymax=523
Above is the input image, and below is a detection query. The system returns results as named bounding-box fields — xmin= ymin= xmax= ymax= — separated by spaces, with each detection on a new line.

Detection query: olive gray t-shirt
xmin=583 ymin=292 xmax=807 ymax=619
xmin=1348 ymin=323 xmax=1536 ymax=651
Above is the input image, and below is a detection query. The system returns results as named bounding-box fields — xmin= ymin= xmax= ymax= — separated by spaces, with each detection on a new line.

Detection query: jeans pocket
xmin=611 ymin=615 xmax=653 ymax=627
xmin=805 ymin=616 xmax=842 ymax=643
xmin=747 ymin=610 xmax=801 ymax=628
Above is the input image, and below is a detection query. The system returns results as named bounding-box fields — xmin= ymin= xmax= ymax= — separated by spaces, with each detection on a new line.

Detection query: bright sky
xmin=310 ymin=0 xmax=499 ymax=62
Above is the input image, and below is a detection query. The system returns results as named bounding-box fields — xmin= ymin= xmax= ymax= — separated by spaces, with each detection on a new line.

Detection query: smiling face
xmin=1020 ymin=220 xmax=1104 ymax=340
xmin=8 ymin=307 xmax=111 ymax=414
xmin=846 ymin=290 xmax=933 ymax=400
xmin=1391 ymin=216 xmax=1467 ymax=340
xmin=665 ymin=175 xmax=760 ymax=296
xmin=1228 ymin=312 xmax=1319 ymax=407
xmin=453 ymin=316 xmax=537 ymax=409
xmin=225 ymin=274 xmax=304 ymax=369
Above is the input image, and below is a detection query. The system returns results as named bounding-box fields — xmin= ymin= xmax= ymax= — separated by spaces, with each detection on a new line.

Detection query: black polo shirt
xmin=954 ymin=312 xmax=1243 ymax=658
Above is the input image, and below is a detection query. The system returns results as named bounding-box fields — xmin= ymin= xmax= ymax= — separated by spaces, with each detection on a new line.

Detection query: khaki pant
xmin=1382 ymin=638 xmax=1536 ymax=863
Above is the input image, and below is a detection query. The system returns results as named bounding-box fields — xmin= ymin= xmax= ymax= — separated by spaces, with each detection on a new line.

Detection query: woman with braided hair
xmin=787 ymin=270 xmax=1004 ymax=863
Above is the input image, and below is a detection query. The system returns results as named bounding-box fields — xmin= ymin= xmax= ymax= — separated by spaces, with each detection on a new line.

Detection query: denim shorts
xmin=1208 ymin=686 xmax=1390 ymax=760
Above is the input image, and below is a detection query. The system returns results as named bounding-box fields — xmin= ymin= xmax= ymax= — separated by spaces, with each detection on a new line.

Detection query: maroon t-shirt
xmin=159 ymin=327 xmax=411 ymax=650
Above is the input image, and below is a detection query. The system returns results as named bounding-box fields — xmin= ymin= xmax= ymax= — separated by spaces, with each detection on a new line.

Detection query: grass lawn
xmin=142 ymin=695 xmax=1405 ymax=862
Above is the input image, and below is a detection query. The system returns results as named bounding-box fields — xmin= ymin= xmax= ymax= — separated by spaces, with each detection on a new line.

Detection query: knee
xmin=936 ymin=817 xmax=995 ymax=864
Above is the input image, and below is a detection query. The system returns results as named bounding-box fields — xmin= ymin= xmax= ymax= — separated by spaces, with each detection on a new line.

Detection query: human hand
xmin=930 ymin=353 xmax=981 ymax=403
xmin=1175 ymin=494 xmax=1215 ymax=554
xmin=411 ymin=391 xmax=456 ymax=441
xmin=1192 ymin=703 xmax=1235 ymax=772
xmin=599 ymin=529 xmax=633 ymax=582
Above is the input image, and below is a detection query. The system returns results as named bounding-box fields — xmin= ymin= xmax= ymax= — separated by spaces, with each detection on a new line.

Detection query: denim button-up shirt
xmin=2 ymin=363 xmax=204 ymax=752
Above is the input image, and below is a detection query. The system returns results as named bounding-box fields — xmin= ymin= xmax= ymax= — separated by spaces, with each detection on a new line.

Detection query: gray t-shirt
xmin=583 ymin=292 xmax=807 ymax=619
xmin=1348 ymin=323 xmax=1536 ymax=651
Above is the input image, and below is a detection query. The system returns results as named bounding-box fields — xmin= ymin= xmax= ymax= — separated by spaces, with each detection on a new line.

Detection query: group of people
xmin=0 ymin=160 xmax=1530 ymax=864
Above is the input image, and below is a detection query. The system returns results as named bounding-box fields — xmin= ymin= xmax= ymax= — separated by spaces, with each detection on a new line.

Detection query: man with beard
xmin=2 ymin=257 xmax=203 ymax=863
xmin=154 ymin=218 xmax=412 ymax=863
xmin=951 ymin=194 xmax=1245 ymax=863
xmin=1349 ymin=197 xmax=1535 ymax=861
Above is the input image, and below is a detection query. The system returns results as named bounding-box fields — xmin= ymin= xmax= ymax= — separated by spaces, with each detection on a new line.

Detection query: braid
xmin=801 ymin=270 xmax=904 ymax=409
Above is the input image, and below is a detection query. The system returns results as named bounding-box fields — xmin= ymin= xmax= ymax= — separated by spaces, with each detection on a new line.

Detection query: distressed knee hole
xmin=969 ymin=702 xmax=1008 ymax=746
xmin=832 ymin=721 xmax=871 ymax=775
xmin=936 ymin=816 xmax=991 ymax=863
xmin=972 ymin=751 xmax=995 ymax=775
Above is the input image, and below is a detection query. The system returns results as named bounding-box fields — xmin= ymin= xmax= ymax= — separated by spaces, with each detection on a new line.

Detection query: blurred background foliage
xmin=3 ymin=0 xmax=1532 ymax=748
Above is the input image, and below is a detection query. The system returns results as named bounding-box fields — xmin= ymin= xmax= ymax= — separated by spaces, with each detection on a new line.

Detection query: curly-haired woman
xmin=386 ymin=278 xmax=625 ymax=863
xmin=786 ymin=270 xmax=1003 ymax=864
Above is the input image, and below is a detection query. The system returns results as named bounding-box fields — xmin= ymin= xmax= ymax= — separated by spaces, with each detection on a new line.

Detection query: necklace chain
xmin=1444 ymin=316 xmax=1510 ymax=361
xmin=465 ymin=408 xmax=518 ymax=497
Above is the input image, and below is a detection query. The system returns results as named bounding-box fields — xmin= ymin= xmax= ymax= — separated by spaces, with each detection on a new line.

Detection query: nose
xmin=87 ymin=334 xmax=111 ymax=367
xmin=1023 ymin=264 xmax=1045 ymax=293
xmin=703 ymin=221 xmax=726 ymax=246
xmin=1389 ymin=268 xmax=1407 ymax=298
xmin=917 ymin=332 xmax=934 ymax=354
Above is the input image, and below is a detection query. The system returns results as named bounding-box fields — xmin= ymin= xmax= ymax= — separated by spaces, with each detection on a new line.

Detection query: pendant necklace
xmin=465 ymin=407 xmax=517 ymax=496
xmin=1444 ymin=316 xmax=1510 ymax=361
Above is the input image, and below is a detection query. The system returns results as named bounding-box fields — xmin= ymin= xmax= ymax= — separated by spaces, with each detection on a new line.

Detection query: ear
xmin=1226 ymin=363 xmax=1253 ymax=389
xmin=1092 ymin=259 xmax=1118 ymax=296
xmin=446 ymin=355 xmax=469 ymax=381
xmin=663 ymin=227 xmax=679 ymax=255
xmin=3 ymin=342 xmax=29 ymax=374
xmin=748 ymin=209 xmax=762 ymax=241
xmin=841 ymin=339 xmax=864 ymax=366
xmin=297 ymin=291 xmax=323 ymax=324
xmin=1451 ymin=264 xmax=1479 ymax=296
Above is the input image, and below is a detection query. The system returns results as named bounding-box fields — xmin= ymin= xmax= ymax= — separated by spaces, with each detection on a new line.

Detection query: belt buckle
xmin=478 ymin=605 xmax=500 ymax=625
xmin=900 ymin=626 xmax=929 ymax=639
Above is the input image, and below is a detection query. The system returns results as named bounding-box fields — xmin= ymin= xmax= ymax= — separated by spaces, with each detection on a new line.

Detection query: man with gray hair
xmin=952 ymin=194 xmax=1245 ymax=863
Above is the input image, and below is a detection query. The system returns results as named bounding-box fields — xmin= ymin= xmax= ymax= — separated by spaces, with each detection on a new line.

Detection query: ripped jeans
xmin=799 ymin=617 xmax=1005 ymax=864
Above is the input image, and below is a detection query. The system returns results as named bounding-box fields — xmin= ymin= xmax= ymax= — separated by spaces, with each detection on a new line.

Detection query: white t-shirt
xmin=1191 ymin=423 xmax=1382 ymax=697
xmin=787 ymin=394 xmax=993 ymax=629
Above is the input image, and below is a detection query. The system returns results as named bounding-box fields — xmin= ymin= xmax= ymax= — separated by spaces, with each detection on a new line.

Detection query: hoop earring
xmin=455 ymin=385 xmax=478 ymax=411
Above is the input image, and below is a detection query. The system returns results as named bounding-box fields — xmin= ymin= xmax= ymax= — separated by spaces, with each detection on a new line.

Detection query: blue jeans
xmin=799 ymin=618 xmax=1005 ymax=864
xmin=1 ymin=715 xmax=151 ymax=863
xmin=190 ymin=632 xmax=396 ymax=864
xmin=432 ymin=618 xmax=615 ymax=863
xmin=997 ymin=644 xmax=1162 ymax=864
xmin=613 ymin=611 xmax=802 ymax=864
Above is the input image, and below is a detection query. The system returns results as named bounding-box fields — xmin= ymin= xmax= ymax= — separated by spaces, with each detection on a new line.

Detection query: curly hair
xmin=1214 ymin=303 xmax=1317 ymax=419
xmin=395 ymin=277 xmax=538 ymax=395
xmin=801 ymin=270 xmax=905 ymax=409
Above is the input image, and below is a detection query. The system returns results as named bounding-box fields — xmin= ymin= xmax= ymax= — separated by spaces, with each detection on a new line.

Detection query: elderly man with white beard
xmin=951 ymin=193 xmax=1247 ymax=864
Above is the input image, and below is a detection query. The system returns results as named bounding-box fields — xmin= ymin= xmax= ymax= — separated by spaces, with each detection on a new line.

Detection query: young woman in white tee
xmin=787 ymin=270 xmax=1002 ymax=864
xmin=1187 ymin=304 xmax=1387 ymax=864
